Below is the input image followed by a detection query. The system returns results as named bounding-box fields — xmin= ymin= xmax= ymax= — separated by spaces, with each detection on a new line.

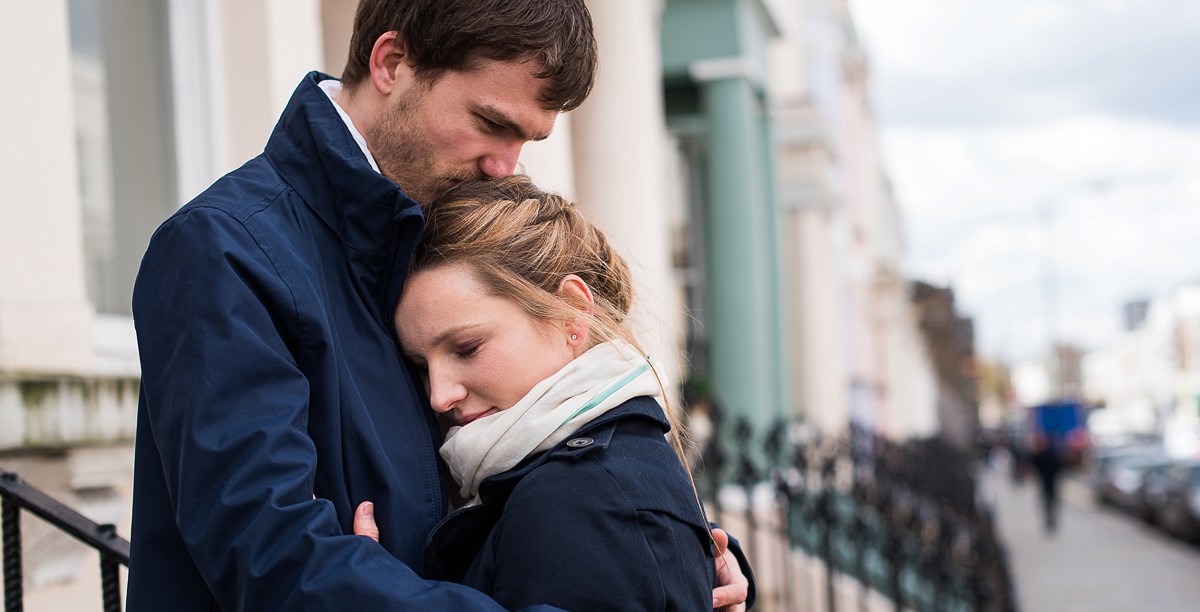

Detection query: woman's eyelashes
xmin=454 ymin=340 xmax=481 ymax=359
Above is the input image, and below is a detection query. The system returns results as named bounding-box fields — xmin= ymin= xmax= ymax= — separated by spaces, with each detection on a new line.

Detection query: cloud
xmin=877 ymin=117 xmax=1200 ymax=359
xmin=851 ymin=0 xmax=1200 ymax=127
xmin=848 ymin=0 xmax=1200 ymax=361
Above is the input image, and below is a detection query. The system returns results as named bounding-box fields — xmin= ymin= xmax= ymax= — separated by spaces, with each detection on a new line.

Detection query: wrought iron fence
xmin=697 ymin=418 xmax=1017 ymax=612
xmin=1 ymin=469 xmax=129 ymax=612
xmin=2 ymin=420 xmax=1014 ymax=612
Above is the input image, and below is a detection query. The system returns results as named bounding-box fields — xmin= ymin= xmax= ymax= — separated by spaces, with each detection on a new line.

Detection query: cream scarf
xmin=440 ymin=340 xmax=666 ymax=506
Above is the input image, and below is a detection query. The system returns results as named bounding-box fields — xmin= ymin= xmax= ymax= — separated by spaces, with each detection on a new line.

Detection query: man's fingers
xmin=712 ymin=527 xmax=730 ymax=554
xmin=710 ymin=528 xmax=749 ymax=611
xmin=713 ymin=584 xmax=748 ymax=611
xmin=712 ymin=552 xmax=749 ymax=610
xmin=353 ymin=501 xmax=380 ymax=542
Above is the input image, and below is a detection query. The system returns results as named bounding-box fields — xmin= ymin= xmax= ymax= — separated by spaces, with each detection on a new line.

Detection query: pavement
xmin=983 ymin=466 xmax=1200 ymax=612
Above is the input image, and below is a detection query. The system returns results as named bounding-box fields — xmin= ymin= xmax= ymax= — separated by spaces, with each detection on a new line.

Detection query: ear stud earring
xmin=570 ymin=334 xmax=578 ymax=341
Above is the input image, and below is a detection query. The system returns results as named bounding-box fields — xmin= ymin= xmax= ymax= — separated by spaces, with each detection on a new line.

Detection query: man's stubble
xmin=367 ymin=87 xmax=481 ymax=205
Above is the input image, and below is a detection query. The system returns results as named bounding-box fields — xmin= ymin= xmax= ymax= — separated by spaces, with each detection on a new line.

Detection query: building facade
xmin=1083 ymin=284 xmax=1200 ymax=455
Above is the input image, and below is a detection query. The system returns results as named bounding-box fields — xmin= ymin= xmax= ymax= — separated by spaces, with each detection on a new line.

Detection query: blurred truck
xmin=1028 ymin=401 xmax=1090 ymax=467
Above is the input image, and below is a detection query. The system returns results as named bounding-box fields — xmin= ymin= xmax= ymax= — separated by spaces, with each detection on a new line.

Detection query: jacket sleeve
xmin=132 ymin=207 xmax=541 ymax=611
xmin=476 ymin=462 xmax=714 ymax=611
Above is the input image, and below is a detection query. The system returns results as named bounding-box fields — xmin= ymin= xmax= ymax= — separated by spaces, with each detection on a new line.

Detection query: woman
xmin=373 ymin=175 xmax=718 ymax=610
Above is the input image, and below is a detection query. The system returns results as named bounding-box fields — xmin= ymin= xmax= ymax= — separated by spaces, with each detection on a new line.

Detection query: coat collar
xmin=264 ymin=71 xmax=425 ymax=313
xmin=424 ymin=397 xmax=674 ymax=582
xmin=475 ymin=397 xmax=671 ymax=498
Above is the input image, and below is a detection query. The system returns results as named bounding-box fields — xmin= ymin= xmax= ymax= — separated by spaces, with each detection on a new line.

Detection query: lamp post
xmin=1038 ymin=179 xmax=1112 ymax=400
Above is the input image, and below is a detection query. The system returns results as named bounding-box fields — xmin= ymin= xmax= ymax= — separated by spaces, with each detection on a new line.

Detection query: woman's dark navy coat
xmin=426 ymin=397 xmax=716 ymax=611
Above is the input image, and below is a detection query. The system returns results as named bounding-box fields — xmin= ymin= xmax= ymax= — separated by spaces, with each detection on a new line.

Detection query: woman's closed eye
xmin=454 ymin=341 xmax=481 ymax=359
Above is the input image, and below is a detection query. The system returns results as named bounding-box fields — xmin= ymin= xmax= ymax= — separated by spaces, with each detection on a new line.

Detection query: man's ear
xmin=369 ymin=31 xmax=412 ymax=95
xmin=558 ymin=274 xmax=594 ymax=349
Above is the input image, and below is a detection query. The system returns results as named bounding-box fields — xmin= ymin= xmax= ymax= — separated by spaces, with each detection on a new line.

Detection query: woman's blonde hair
xmin=411 ymin=175 xmax=694 ymax=470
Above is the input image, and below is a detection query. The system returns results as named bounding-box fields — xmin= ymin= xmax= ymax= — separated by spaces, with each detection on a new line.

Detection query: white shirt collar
xmin=317 ymin=79 xmax=382 ymax=174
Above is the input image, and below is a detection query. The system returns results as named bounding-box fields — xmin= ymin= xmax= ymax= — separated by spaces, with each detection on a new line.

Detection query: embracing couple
xmin=127 ymin=1 xmax=754 ymax=610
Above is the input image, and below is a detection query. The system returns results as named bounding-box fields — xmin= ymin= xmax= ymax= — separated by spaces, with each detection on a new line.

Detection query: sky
xmin=846 ymin=0 xmax=1200 ymax=363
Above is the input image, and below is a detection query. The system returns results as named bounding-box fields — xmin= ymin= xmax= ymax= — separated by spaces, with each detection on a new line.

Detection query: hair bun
xmin=415 ymin=174 xmax=634 ymax=325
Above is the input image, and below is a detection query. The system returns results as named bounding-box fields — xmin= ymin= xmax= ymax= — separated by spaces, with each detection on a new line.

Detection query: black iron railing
xmin=697 ymin=418 xmax=1017 ymax=612
xmin=1 ymin=469 xmax=129 ymax=612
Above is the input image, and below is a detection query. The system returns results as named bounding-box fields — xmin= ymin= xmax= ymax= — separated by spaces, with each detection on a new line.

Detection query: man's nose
xmin=479 ymin=140 xmax=523 ymax=178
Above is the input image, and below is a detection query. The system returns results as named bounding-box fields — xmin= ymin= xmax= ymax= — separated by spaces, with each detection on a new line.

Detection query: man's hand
xmin=711 ymin=528 xmax=749 ymax=611
xmin=354 ymin=501 xmax=380 ymax=542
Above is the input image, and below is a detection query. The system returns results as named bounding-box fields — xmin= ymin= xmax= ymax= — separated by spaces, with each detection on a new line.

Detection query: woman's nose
xmin=427 ymin=365 xmax=467 ymax=413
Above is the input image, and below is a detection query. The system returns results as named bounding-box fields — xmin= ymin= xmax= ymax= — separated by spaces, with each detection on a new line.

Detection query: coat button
xmin=566 ymin=437 xmax=594 ymax=448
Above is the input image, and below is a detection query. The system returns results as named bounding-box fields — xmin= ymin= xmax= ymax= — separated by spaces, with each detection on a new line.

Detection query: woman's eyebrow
xmin=428 ymin=322 xmax=483 ymax=351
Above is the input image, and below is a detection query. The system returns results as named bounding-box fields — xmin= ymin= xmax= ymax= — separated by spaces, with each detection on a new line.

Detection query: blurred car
xmin=1099 ymin=454 xmax=1165 ymax=510
xmin=1089 ymin=445 xmax=1163 ymax=505
xmin=1155 ymin=459 xmax=1200 ymax=543
xmin=1132 ymin=458 xmax=1176 ymax=524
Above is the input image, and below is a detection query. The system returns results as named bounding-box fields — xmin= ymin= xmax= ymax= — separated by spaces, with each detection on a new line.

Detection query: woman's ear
xmin=369 ymin=31 xmax=412 ymax=95
xmin=558 ymin=274 xmax=594 ymax=309
xmin=558 ymin=274 xmax=594 ymax=350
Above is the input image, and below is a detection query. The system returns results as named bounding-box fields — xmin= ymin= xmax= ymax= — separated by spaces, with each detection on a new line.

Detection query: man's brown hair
xmin=342 ymin=0 xmax=597 ymax=112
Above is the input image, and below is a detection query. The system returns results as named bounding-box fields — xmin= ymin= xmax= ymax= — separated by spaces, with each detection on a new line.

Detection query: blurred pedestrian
xmin=1029 ymin=433 xmax=1063 ymax=534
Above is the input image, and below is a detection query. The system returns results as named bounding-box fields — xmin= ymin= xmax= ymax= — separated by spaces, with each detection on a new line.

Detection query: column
xmin=220 ymin=0 xmax=323 ymax=166
xmin=692 ymin=59 xmax=775 ymax=430
xmin=572 ymin=0 xmax=687 ymax=396
xmin=0 ymin=0 xmax=95 ymax=374
xmin=760 ymin=106 xmax=794 ymax=427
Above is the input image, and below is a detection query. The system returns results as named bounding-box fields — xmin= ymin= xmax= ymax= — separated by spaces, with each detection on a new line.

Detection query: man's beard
xmin=367 ymin=89 xmax=480 ymax=205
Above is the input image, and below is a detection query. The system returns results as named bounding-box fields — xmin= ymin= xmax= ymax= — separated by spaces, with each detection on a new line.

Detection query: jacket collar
xmin=475 ymin=397 xmax=670 ymax=497
xmin=264 ymin=71 xmax=425 ymax=313
xmin=425 ymin=397 xmax=686 ymax=583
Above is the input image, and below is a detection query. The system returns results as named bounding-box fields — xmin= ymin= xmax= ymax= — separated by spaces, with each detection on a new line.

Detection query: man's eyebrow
xmin=477 ymin=104 xmax=550 ymax=142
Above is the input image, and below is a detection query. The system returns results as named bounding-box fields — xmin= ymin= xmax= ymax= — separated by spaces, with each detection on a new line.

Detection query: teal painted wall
xmin=661 ymin=0 xmax=777 ymax=85
xmin=661 ymin=0 xmax=740 ymax=80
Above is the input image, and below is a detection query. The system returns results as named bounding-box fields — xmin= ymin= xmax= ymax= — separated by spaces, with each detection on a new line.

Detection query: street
xmin=985 ymin=467 xmax=1200 ymax=612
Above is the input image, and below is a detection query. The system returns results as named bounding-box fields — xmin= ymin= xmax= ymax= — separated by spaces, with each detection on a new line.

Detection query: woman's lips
xmin=458 ymin=408 xmax=498 ymax=426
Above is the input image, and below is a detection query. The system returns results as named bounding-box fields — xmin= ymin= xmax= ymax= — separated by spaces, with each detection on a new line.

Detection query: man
xmin=1029 ymin=433 xmax=1063 ymax=534
xmin=127 ymin=1 xmax=751 ymax=610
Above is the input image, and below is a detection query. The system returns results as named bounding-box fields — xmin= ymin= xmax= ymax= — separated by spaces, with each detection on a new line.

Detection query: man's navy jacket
xmin=127 ymin=72 xmax=524 ymax=610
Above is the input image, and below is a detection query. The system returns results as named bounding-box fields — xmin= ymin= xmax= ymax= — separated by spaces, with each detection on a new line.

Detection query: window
xmin=69 ymin=0 xmax=179 ymax=315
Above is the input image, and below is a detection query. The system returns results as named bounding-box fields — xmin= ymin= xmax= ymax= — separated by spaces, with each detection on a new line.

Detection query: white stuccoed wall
xmin=0 ymin=0 xmax=97 ymax=376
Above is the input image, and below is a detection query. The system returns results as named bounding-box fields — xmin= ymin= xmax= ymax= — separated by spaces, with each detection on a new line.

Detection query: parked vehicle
xmin=1088 ymin=444 xmax=1162 ymax=506
xmin=1099 ymin=454 xmax=1165 ymax=510
xmin=1156 ymin=459 xmax=1200 ymax=543
xmin=1133 ymin=459 xmax=1175 ymax=525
